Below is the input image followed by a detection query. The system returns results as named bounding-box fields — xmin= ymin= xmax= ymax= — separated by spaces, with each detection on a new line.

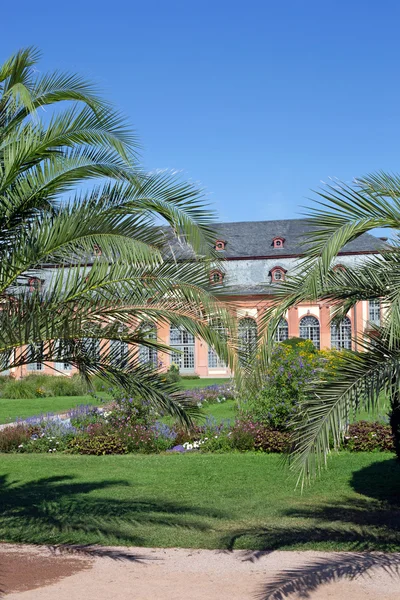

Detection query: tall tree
xmin=0 ymin=48 xmax=237 ymax=425
xmin=259 ymin=173 xmax=400 ymax=482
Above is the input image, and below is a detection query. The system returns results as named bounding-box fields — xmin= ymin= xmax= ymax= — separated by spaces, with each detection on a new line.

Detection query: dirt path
xmin=1 ymin=544 xmax=399 ymax=599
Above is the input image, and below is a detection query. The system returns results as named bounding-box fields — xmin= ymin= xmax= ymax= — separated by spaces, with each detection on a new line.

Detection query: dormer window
xmin=210 ymin=269 xmax=224 ymax=285
xmin=215 ymin=240 xmax=226 ymax=251
xmin=333 ymin=264 xmax=346 ymax=272
xmin=272 ymin=237 xmax=285 ymax=249
xmin=29 ymin=277 xmax=42 ymax=292
xmin=270 ymin=266 xmax=286 ymax=282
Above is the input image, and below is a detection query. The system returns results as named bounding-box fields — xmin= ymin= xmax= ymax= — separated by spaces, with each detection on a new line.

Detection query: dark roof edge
xmin=222 ymin=249 xmax=381 ymax=261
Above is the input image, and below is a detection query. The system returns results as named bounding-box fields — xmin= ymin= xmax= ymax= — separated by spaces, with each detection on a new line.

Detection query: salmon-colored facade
xmin=10 ymin=219 xmax=384 ymax=379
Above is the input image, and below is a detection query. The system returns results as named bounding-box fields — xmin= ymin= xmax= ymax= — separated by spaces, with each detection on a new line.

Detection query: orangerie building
xmin=15 ymin=219 xmax=384 ymax=379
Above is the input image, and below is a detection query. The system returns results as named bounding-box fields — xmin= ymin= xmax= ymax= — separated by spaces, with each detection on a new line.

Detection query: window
xmin=27 ymin=342 xmax=44 ymax=371
xmin=369 ymin=299 xmax=381 ymax=325
xmin=272 ymin=237 xmax=285 ymax=249
xmin=109 ymin=339 xmax=129 ymax=368
xmin=331 ymin=317 xmax=352 ymax=350
xmin=138 ymin=322 xmax=158 ymax=366
xmin=270 ymin=267 xmax=286 ymax=282
xmin=82 ymin=338 xmax=100 ymax=362
xmin=54 ymin=340 xmax=72 ymax=371
xmin=275 ymin=318 xmax=289 ymax=342
xmin=210 ymin=270 xmax=224 ymax=284
xmin=238 ymin=317 xmax=257 ymax=362
xmin=170 ymin=325 xmax=195 ymax=372
xmin=215 ymin=240 xmax=226 ymax=251
xmin=333 ymin=264 xmax=346 ymax=272
xmin=208 ymin=319 xmax=227 ymax=368
xmin=299 ymin=315 xmax=320 ymax=349
xmin=29 ymin=277 xmax=42 ymax=292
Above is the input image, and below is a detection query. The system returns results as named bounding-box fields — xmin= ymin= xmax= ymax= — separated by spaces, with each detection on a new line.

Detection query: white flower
xmin=186 ymin=443 xmax=193 ymax=450
xmin=56 ymin=441 xmax=59 ymax=444
xmin=193 ymin=442 xmax=199 ymax=449
xmin=197 ymin=402 xmax=202 ymax=408
xmin=214 ymin=435 xmax=218 ymax=439
xmin=48 ymin=449 xmax=52 ymax=452
xmin=18 ymin=444 xmax=24 ymax=448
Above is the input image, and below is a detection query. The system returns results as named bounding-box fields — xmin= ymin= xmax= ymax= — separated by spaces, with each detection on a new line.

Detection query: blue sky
xmin=2 ymin=1 xmax=400 ymax=223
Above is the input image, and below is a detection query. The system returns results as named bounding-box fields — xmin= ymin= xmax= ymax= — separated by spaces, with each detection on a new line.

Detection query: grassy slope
xmin=0 ymin=395 xmax=106 ymax=424
xmin=0 ymin=379 xmax=231 ymax=424
xmin=0 ymin=452 xmax=398 ymax=550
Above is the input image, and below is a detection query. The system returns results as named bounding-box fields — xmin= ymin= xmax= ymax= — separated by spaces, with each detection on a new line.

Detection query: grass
xmin=0 ymin=395 xmax=105 ymax=425
xmin=179 ymin=378 xmax=230 ymax=389
xmin=0 ymin=378 xmax=231 ymax=425
xmin=0 ymin=452 xmax=399 ymax=551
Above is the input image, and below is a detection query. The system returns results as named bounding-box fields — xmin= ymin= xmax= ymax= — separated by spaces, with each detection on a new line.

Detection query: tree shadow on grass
xmin=0 ymin=473 xmax=225 ymax=553
xmin=220 ymin=458 xmax=400 ymax=599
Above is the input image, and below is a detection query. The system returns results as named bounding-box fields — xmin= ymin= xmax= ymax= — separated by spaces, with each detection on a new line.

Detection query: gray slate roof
xmin=210 ymin=218 xmax=383 ymax=258
xmin=163 ymin=218 xmax=384 ymax=260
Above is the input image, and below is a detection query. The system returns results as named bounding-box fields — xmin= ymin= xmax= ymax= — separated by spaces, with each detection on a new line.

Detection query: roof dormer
xmin=209 ymin=269 xmax=224 ymax=285
xmin=272 ymin=236 xmax=285 ymax=249
xmin=270 ymin=266 xmax=287 ymax=282
xmin=215 ymin=240 xmax=226 ymax=251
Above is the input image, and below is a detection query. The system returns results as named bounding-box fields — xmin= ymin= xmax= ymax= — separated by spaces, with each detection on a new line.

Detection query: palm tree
xmin=259 ymin=173 xmax=400 ymax=482
xmin=0 ymin=47 xmax=238 ymax=425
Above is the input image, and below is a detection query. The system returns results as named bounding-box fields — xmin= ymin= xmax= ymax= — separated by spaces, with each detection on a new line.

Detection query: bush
xmin=184 ymin=383 xmax=236 ymax=407
xmin=164 ymin=364 xmax=181 ymax=384
xmin=343 ymin=421 xmax=395 ymax=452
xmin=67 ymin=433 xmax=127 ymax=455
xmin=0 ymin=374 xmax=89 ymax=399
xmin=239 ymin=343 xmax=349 ymax=431
xmin=0 ymin=424 xmax=35 ymax=452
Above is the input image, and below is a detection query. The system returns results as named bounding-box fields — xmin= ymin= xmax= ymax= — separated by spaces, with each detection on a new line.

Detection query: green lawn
xmin=0 ymin=395 xmax=105 ymax=424
xmin=0 ymin=452 xmax=399 ymax=550
xmin=179 ymin=378 xmax=230 ymax=389
xmin=0 ymin=378 xmax=231 ymax=424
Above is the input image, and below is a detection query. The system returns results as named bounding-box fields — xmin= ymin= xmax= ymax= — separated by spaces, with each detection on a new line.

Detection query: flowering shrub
xmin=343 ymin=421 xmax=395 ymax=452
xmin=184 ymin=383 xmax=236 ymax=408
xmin=198 ymin=420 xmax=290 ymax=453
xmin=0 ymin=424 xmax=36 ymax=452
xmin=69 ymin=405 xmax=105 ymax=429
xmin=67 ymin=433 xmax=127 ymax=455
xmin=239 ymin=342 xmax=349 ymax=431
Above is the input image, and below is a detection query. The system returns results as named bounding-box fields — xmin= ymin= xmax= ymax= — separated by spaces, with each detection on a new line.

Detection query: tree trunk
xmin=390 ymin=389 xmax=400 ymax=461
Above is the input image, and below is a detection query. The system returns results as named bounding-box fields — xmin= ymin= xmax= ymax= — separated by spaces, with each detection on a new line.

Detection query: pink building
xmin=13 ymin=219 xmax=384 ymax=379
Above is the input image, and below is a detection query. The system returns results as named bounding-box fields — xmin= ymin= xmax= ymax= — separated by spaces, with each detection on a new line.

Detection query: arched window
xmin=82 ymin=338 xmax=100 ymax=362
xmin=275 ymin=318 xmax=289 ymax=342
xmin=209 ymin=270 xmax=224 ymax=285
xmin=27 ymin=342 xmax=44 ymax=371
xmin=29 ymin=277 xmax=42 ymax=292
xmin=331 ymin=317 xmax=352 ymax=350
xmin=208 ymin=319 xmax=227 ymax=368
xmin=54 ymin=340 xmax=72 ymax=371
xmin=110 ymin=339 xmax=129 ymax=368
xmin=272 ymin=237 xmax=285 ymax=249
xmin=369 ymin=299 xmax=381 ymax=325
xmin=170 ymin=325 xmax=195 ymax=372
xmin=238 ymin=317 xmax=257 ymax=361
xmin=138 ymin=322 xmax=158 ymax=366
xmin=299 ymin=315 xmax=320 ymax=349
xmin=270 ymin=266 xmax=286 ymax=282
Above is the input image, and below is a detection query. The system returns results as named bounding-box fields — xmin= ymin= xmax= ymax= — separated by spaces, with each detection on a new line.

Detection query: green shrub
xmin=1 ymin=379 xmax=38 ymax=399
xmin=163 ymin=364 xmax=181 ymax=384
xmin=67 ymin=434 xmax=127 ymax=455
xmin=0 ymin=374 xmax=89 ymax=399
xmin=0 ymin=424 xmax=36 ymax=452
xmin=344 ymin=421 xmax=395 ymax=452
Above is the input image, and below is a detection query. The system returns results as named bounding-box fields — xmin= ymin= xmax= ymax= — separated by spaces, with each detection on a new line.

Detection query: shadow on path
xmin=221 ymin=458 xmax=400 ymax=599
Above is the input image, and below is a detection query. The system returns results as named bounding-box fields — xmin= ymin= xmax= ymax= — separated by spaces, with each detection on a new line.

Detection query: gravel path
xmin=1 ymin=544 xmax=399 ymax=599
